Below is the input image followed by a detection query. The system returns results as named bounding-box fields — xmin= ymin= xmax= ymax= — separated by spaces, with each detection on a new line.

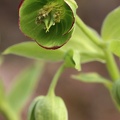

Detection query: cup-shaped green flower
xmin=28 ymin=95 xmax=68 ymax=120
xmin=19 ymin=0 xmax=77 ymax=49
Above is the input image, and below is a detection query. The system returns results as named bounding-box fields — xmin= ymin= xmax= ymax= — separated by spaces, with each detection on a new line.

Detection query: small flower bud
xmin=28 ymin=95 xmax=68 ymax=120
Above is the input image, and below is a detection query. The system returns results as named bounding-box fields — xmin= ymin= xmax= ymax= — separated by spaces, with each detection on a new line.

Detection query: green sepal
xmin=28 ymin=96 xmax=44 ymax=120
xmin=64 ymin=0 xmax=78 ymax=15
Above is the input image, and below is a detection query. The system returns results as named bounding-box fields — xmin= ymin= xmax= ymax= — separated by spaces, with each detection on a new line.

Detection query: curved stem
xmin=47 ymin=64 xmax=65 ymax=96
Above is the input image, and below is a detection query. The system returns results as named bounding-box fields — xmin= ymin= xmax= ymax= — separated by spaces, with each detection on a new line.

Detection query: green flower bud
xmin=28 ymin=95 xmax=68 ymax=120
xmin=112 ymin=80 xmax=120 ymax=107
xmin=19 ymin=0 xmax=77 ymax=49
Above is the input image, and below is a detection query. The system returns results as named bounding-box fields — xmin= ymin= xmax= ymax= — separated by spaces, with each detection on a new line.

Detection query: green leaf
xmin=101 ymin=6 xmax=120 ymax=41
xmin=72 ymin=73 xmax=112 ymax=87
xmin=19 ymin=0 xmax=77 ymax=49
xmin=3 ymin=42 xmax=65 ymax=62
xmin=7 ymin=61 xmax=45 ymax=113
xmin=109 ymin=40 xmax=120 ymax=57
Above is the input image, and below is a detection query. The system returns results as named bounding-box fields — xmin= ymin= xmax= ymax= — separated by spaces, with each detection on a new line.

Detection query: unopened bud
xmin=28 ymin=95 xmax=68 ymax=120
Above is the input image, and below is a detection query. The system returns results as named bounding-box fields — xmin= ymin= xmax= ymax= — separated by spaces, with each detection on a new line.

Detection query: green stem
xmin=76 ymin=15 xmax=120 ymax=81
xmin=76 ymin=15 xmax=102 ymax=47
xmin=47 ymin=64 xmax=65 ymax=96
xmin=0 ymin=101 xmax=20 ymax=120
xmin=104 ymin=49 xmax=120 ymax=81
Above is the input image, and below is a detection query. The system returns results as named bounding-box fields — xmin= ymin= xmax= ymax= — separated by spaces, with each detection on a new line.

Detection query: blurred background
xmin=0 ymin=0 xmax=120 ymax=120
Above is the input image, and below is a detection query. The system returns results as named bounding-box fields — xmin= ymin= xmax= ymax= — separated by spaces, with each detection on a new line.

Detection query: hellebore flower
xmin=19 ymin=0 xmax=77 ymax=49
xmin=28 ymin=95 xmax=68 ymax=120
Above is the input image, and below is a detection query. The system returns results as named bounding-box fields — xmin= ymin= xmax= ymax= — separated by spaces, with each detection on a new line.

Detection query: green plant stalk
xmin=76 ymin=15 xmax=102 ymax=46
xmin=76 ymin=15 xmax=120 ymax=81
xmin=103 ymin=49 xmax=120 ymax=81
xmin=47 ymin=64 xmax=65 ymax=96
xmin=0 ymin=101 xmax=20 ymax=120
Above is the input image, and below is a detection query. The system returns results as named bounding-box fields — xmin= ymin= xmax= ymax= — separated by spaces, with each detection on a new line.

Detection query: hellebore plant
xmin=1 ymin=0 xmax=120 ymax=120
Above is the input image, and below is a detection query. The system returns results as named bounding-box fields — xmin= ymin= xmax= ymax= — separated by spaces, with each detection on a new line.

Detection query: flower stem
xmin=103 ymin=48 xmax=120 ymax=81
xmin=47 ymin=64 xmax=65 ymax=96
xmin=76 ymin=15 xmax=120 ymax=81
xmin=76 ymin=15 xmax=102 ymax=47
